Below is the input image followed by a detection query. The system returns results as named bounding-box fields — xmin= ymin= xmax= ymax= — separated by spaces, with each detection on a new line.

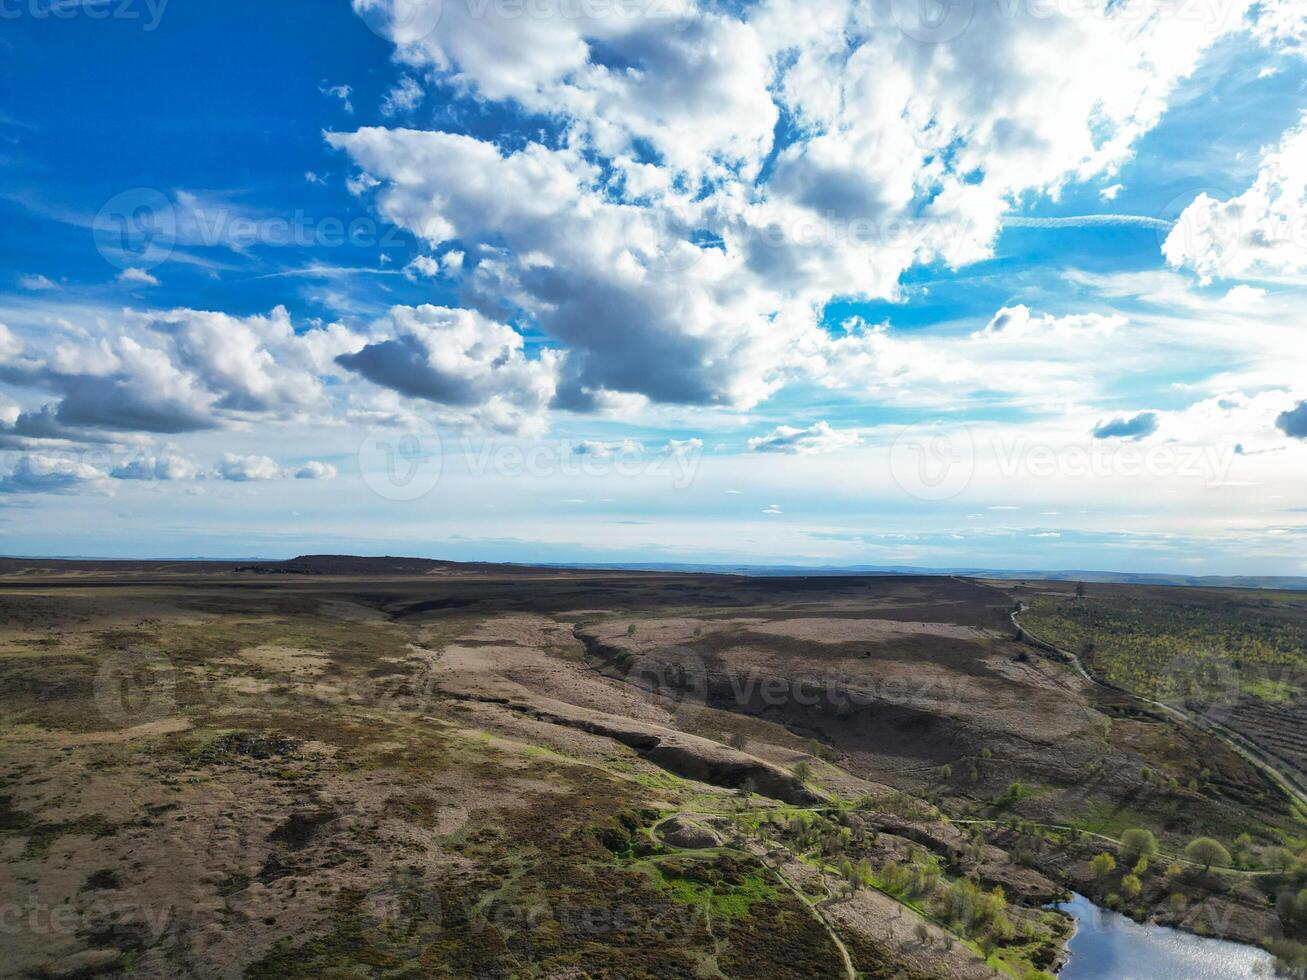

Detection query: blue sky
xmin=0 ymin=0 xmax=1305 ymax=573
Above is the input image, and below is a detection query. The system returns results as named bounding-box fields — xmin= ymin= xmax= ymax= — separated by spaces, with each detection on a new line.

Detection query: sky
xmin=0 ymin=0 xmax=1305 ymax=573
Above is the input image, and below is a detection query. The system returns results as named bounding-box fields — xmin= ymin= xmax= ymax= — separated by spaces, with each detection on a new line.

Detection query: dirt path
xmin=648 ymin=815 xmax=857 ymax=979
xmin=752 ymin=850 xmax=859 ymax=980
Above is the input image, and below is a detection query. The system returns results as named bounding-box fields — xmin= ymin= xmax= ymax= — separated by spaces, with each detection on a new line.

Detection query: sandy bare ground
xmin=748 ymin=617 xmax=992 ymax=645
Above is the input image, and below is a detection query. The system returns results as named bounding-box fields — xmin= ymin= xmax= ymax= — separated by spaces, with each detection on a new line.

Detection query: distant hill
xmin=541 ymin=561 xmax=1307 ymax=591
xmin=2 ymin=553 xmax=1304 ymax=590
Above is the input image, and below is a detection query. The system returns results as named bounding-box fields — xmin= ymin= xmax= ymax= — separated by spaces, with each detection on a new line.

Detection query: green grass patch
xmin=645 ymin=854 xmax=779 ymax=920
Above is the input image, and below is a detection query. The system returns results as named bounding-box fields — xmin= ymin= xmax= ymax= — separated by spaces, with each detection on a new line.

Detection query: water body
xmin=1055 ymin=893 xmax=1275 ymax=979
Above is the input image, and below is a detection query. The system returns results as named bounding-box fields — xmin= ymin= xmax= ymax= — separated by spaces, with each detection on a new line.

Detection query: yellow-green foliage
xmin=1021 ymin=589 xmax=1307 ymax=702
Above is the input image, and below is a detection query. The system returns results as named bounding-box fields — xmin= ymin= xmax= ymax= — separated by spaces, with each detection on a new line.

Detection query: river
xmin=1054 ymin=893 xmax=1276 ymax=979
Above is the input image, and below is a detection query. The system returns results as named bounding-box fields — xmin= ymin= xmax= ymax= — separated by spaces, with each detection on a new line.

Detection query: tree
xmin=1075 ymin=582 xmax=1087 ymax=599
xmin=1120 ymin=829 xmax=1158 ymax=865
xmin=728 ymin=732 xmax=748 ymax=752
xmin=1265 ymin=846 xmax=1299 ymax=876
xmin=1122 ymin=873 xmax=1142 ymax=899
xmin=792 ymin=760 xmax=813 ymax=783
xmin=1185 ymin=837 xmax=1231 ymax=873
xmin=1089 ymin=852 xmax=1117 ymax=879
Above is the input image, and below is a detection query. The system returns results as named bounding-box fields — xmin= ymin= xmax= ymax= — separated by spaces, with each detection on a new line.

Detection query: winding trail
xmin=649 ymin=813 xmax=857 ymax=980
xmin=1008 ymin=601 xmax=1307 ymax=814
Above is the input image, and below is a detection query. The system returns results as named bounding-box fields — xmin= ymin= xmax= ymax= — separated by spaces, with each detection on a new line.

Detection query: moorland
xmin=1 ymin=557 xmax=1305 ymax=978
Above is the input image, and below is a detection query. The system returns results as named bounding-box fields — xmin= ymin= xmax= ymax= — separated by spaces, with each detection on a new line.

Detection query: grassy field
xmin=1015 ymin=582 xmax=1307 ymax=701
xmin=1014 ymin=579 xmax=1307 ymax=793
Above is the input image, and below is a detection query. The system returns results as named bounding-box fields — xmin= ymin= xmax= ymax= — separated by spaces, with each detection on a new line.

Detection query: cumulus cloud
xmin=0 ymin=323 xmax=21 ymax=361
xmin=0 ymin=307 xmax=360 ymax=438
xmin=747 ymin=421 xmax=859 ymax=455
xmin=572 ymin=439 xmax=643 ymax=457
xmin=973 ymin=305 xmax=1126 ymax=341
xmin=380 ymin=76 xmax=423 ymax=117
xmin=1220 ymin=284 xmax=1267 ymax=309
xmin=404 ymin=255 xmax=440 ymax=280
xmin=111 ymin=452 xmax=201 ymax=481
xmin=118 ymin=268 xmax=161 ymax=287
xmin=333 ymin=0 xmax=1250 ymax=414
xmin=0 ymin=340 xmax=220 ymax=434
xmin=1251 ymin=0 xmax=1307 ymax=56
xmin=1163 ymin=116 xmax=1307 ymax=281
xmin=336 ymin=305 xmax=559 ymax=433
xmin=294 ymin=460 xmax=338 ymax=479
xmin=216 ymin=453 xmax=282 ymax=481
xmin=1092 ymin=412 xmax=1159 ymax=440
xmin=18 ymin=274 xmax=58 ymax=291
xmin=1277 ymin=401 xmax=1307 ymax=439
xmin=662 ymin=438 xmax=703 ymax=455
xmin=0 ymin=454 xmax=109 ymax=494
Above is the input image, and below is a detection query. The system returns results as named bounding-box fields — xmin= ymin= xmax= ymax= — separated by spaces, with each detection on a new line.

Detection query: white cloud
xmin=662 ymin=437 xmax=703 ymax=456
xmin=319 ymin=81 xmax=354 ymax=113
xmin=335 ymin=304 xmax=560 ymax=434
xmin=0 ymin=323 xmax=22 ymax=360
xmin=111 ymin=452 xmax=200 ymax=481
xmin=118 ymin=268 xmax=160 ymax=287
xmin=1099 ymin=184 xmax=1124 ymax=201
xmin=1251 ymin=0 xmax=1307 ymax=57
xmin=0 ymin=454 xmax=109 ymax=494
xmin=18 ymin=274 xmax=57 ymax=291
xmin=572 ymin=439 xmax=643 ymax=457
xmin=404 ymin=255 xmax=441 ymax=280
xmin=0 ymin=306 xmax=360 ymax=437
xmin=1219 ymin=284 xmax=1267 ymax=309
xmin=335 ymin=0 xmax=1251 ymax=417
xmin=381 ymin=76 xmax=424 ymax=117
xmin=217 ymin=453 xmax=281 ymax=481
xmin=294 ymin=460 xmax=338 ymax=479
xmin=747 ymin=421 xmax=859 ymax=455
xmin=1163 ymin=116 xmax=1307 ymax=282
xmin=973 ymin=306 xmax=1125 ymax=342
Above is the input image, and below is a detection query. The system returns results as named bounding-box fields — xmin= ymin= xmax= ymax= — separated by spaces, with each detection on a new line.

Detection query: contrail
xmin=1003 ymin=214 xmax=1174 ymax=230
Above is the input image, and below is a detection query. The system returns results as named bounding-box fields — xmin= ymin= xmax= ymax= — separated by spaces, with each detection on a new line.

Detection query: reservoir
xmin=1055 ymin=892 xmax=1275 ymax=979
